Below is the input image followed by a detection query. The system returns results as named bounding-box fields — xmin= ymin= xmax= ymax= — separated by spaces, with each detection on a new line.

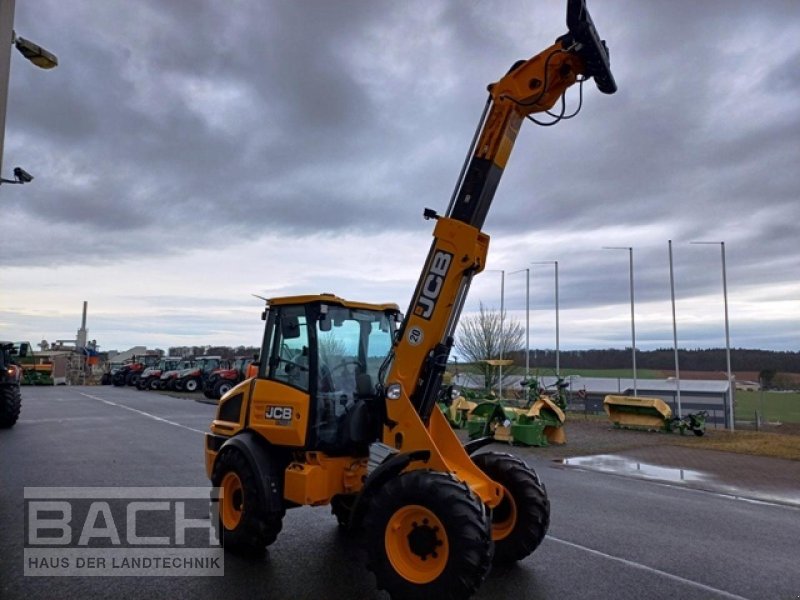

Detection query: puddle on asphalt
xmin=559 ymin=454 xmax=707 ymax=483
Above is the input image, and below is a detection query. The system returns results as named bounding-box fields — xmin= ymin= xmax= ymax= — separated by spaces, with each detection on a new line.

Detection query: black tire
xmin=0 ymin=386 xmax=22 ymax=428
xmin=211 ymin=448 xmax=284 ymax=556
xmin=101 ymin=373 xmax=112 ymax=385
xmin=213 ymin=379 xmax=233 ymax=399
xmin=693 ymin=429 xmax=704 ymax=437
xmin=112 ymin=373 xmax=126 ymax=387
xmin=363 ymin=470 xmax=493 ymax=600
xmin=149 ymin=378 xmax=161 ymax=391
xmin=472 ymin=452 xmax=549 ymax=564
xmin=174 ymin=379 xmax=185 ymax=392
xmin=125 ymin=372 xmax=138 ymax=387
xmin=136 ymin=377 xmax=147 ymax=390
xmin=184 ymin=378 xmax=200 ymax=393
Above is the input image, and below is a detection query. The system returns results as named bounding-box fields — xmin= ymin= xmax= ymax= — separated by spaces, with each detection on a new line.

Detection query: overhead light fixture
xmin=13 ymin=32 xmax=58 ymax=70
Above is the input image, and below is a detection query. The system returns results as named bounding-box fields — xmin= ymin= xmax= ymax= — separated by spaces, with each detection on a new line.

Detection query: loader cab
xmin=258 ymin=296 xmax=400 ymax=453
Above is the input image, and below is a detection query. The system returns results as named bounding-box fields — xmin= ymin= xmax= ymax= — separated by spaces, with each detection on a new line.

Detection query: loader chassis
xmin=206 ymin=1 xmax=615 ymax=597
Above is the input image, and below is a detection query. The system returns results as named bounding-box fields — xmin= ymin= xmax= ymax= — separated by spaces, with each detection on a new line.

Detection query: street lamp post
xmin=668 ymin=240 xmax=682 ymax=418
xmin=485 ymin=269 xmax=506 ymax=398
xmin=509 ymin=268 xmax=530 ymax=387
xmin=603 ymin=247 xmax=637 ymax=395
xmin=531 ymin=261 xmax=559 ymax=374
xmin=0 ymin=0 xmax=58 ymax=184
xmin=691 ymin=241 xmax=734 ymax=431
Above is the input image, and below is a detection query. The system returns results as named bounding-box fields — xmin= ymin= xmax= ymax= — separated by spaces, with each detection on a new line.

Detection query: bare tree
xmin=455 ymin=303 xmax=524 ymax=394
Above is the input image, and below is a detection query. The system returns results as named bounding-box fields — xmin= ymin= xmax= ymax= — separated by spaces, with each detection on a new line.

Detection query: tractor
xmin=112 ymin=354 xmax=160 ymax=387
xmin=0 ymin=342 xmax=24 ymax=428
xmin=203 ymin=356 xmax=255 ymax=400
xmin=137 ymin=357 xmax=183 ymax=390
xmin=205 ymin=2 xmax=615 ymax=598
xmin=174 ymin=356 xmax=227 ymax=393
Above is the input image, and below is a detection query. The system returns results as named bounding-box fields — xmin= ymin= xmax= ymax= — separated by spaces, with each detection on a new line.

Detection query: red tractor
xmin=136 ymin=357 xmax=182 ymax=390
xmin=112 ymin=354 xmax=160 ymax=387
xmin=174 ymin=356 xmax=227 ymax=393
xmin=202 ymin=356 xmax=255 ymax=400
xmin=158 ymin=359 xmax=195 ymax=391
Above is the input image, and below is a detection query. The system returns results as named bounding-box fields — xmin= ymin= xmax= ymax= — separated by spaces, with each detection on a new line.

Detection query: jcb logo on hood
xmin=265 ymin=406 xmax=293 ymax=421
xmin=413 ymin=250 xmax=452 ymax=320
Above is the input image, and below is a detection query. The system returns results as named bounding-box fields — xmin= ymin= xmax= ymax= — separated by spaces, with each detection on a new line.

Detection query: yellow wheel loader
xmin=205 ymin=2 xmax=616 ymax=597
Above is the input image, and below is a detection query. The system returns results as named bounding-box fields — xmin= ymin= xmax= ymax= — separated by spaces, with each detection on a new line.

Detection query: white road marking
xmin=547 ymin=535 xmax=755 ymax=600
xmin=78 ymin=392 xmax=207 ymax=435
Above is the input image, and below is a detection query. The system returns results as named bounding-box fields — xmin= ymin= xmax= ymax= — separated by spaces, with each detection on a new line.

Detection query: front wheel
xmin=472 ymin=452 xmax=549 ymax=564
xmin=211 ymin=449 xmax=284 ymax=556
xmin=0 ymin=386 xmax=22 ymax=428
xmin=183 ymin=378 xmax=200 ymax=393
xmin=363 ymin=470 xmax=493 ymax=600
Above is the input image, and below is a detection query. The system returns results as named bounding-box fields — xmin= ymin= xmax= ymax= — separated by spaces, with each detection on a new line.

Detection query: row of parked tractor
xmin=101 ymin=354 xmax=255 ymax=400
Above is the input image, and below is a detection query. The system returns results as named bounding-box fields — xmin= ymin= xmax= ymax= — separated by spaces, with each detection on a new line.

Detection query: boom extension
xmin=383 ymin=2 xmax=615 ymax=487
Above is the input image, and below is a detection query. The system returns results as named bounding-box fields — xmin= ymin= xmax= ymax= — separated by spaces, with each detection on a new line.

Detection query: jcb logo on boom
xmin=413 ymin=250 xmax=453 ymax=320
xmin=265 ymin=406 xmax=293 ymax=421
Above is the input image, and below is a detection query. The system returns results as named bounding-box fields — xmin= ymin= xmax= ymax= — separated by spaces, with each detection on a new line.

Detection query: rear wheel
xmin=363 ymin=470 xmax=493 ymax=600
xmin=211 ymin=449 xmax=284 ymax=556
xmin=213 ymin=379 xmax=234 ymax=399
xmin=0 ymin=386 xmax=22 ymax=428
xmin=472 ymin=452 xmax=549 ymax=564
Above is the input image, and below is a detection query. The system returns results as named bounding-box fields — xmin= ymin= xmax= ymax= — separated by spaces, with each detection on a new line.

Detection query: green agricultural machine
xmin=603 ymin=395 xmax=707 ymax=436
xmin=456 ymin=376 xmax=568 ymax=447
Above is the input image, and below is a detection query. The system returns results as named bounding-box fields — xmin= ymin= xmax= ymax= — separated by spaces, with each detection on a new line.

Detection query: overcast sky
xmin=1 ymin=0 xmax=798 ymax=356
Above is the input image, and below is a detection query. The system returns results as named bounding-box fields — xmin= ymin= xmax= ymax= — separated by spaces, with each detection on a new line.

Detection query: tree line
xmin=504 ymin=347 xmax=800 ymax=374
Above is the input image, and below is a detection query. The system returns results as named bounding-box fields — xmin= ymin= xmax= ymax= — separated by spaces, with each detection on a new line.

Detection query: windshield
xmin=316 ymin=307 xmax=395 ymax=395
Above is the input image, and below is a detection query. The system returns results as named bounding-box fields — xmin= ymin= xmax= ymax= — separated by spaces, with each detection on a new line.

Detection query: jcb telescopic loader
xmin=205 ymin=2 xmax=615 ymax=598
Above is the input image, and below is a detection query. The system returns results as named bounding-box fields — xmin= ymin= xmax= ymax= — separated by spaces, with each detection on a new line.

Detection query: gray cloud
xmin=2 ymin=0 xmax=798 ymax=350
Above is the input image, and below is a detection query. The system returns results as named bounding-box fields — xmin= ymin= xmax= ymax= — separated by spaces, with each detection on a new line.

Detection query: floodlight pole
xmin=603 ymin=247 xmax=637 ymax=395
xmin=510 ymin=268 xmax=530 ymax=386
xmin=691 ymin=241 xmax=734 ymax=431
xmin=532 ymin=261 xmax=560 ymax=374
xmin=668 ymin=240 xmax=682 ymax=417
xmin=0 ymin=0 xmax=58 ymax=182
xmin=0 ymin=0 xmax=15 ymax=177
xmin=485 ymin=269 xmax=506 ymax=398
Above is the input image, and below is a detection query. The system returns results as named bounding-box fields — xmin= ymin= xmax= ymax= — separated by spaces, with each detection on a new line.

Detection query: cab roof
xmin=267 ymin=293 xmax=400 ymax=313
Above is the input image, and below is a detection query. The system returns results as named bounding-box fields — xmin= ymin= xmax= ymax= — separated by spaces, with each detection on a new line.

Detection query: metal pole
xmin=628 ymin=248 xmax=637 ymax=396
xmin=691 ymin=241 xmax=735 ymax=431
xmin=669 ymin=240 xmax=682 ymax=417
xmin=510 ymin=268 xmax=530 ymax=399
xmin=721 ymin=242 xmax=734 ymax=431
xmin=499 ymin=270 xmax=505 ymax=399
xmin=602 ymin=247 xmax=637 ymax=395
xmin=526 ymin=268 xmax=530 ymax=382
xmin=531 ymin=261 xmax=559 ymax=374
xmin=0 ymin=0 xmax=16 ymax=177
xmin=554 ymin=261 xmax=560 ymax=375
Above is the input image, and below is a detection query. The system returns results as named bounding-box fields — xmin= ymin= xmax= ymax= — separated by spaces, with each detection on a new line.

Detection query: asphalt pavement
xmin=1 ymin=386 xmax=798 ymax=600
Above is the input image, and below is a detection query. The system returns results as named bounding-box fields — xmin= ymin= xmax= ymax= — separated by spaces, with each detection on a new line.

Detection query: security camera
xmin=13 ymin=167 xmax=34 ymax=183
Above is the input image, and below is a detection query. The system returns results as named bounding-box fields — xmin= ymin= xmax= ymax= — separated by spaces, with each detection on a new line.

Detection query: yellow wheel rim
xmin=491 ymin=486 xmax=517 ymax=542
xmin=384 ymin=504 xmax=449 ymax=584
xmin=221 ymin=471 xmax=244 ymax=530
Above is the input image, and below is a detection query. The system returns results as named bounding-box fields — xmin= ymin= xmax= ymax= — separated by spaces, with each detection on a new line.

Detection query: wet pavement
xmin=558 ymin=445 xmax=800 ymax=507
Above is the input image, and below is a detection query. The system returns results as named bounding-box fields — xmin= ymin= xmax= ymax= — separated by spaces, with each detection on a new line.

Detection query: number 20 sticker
xmin=407 ymin=326 xmax=424 ymax=346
